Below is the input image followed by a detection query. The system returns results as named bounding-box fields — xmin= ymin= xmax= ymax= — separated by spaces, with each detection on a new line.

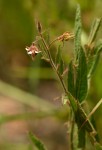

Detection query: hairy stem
xmin=39 ymin=32 xmax=68 ymax=95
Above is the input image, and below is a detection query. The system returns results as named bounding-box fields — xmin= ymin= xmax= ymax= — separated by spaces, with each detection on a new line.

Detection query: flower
xmin=25 ymin=42 xmax=41 ymax=59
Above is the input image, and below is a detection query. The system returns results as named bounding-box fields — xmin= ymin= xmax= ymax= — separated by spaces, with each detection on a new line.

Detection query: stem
xmin=70 ymin=117 xmax=75 ymax=150
xmin=49 ymin=38 xmax=58 ymax=48
xmin=39 ymin=32 xmax=56 ymax=69
xmin=39 ymin=32 xmax=68 ymax=95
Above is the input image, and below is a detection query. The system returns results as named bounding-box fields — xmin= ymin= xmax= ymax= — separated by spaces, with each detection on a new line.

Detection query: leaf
xmin=95 ymin=39 xmax=102 ymax=54
xmin=78 ymin=128 xmax=85 ymax=148
xmin=67 ymin=92 xmax=101 ymax=146
xmin=67 ymin=91 xmax=77 ymax=112
xmin=80 ymin=98 xmax=102 ymax=132
xmin=29 ymin=132 xmax=47 ymax=150
xmin=74 ymin=4 xmax=82 ymax=60
xmin=74 ymin=6 xmax=87 ymax=102
xmin=43 ymin=30 xmax=50 ymax=45
xmin=87 ymin=18 xmax=101 ymax=46
xmin=75 ymin=104 xmax=95 ymax=134
xmin=67 ymin=61 xmax=75 ymax=97
xmin=56 ymin=45 xmax=64 ymax=75
xmin=87 ymin=54 xmax=99 ymax=78
xmin=75 ymin=47 xmax=87 ymax=102
xmin=87 ymin=40 xmax=102 ymax=78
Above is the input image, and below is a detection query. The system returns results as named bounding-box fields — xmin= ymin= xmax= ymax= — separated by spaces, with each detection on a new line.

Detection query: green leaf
xmin=74 ymin=5 xmax=86 ymax=102
xmin=67 ymin=92 xmax=77 ymax=112
xmin=87 ymin=40 xmax=102 ymax=78
xmin=75 ymin=104 xmax=94 ymax=134
xmin=67 ymin=61 xmax=75 ymax=97
xmin=95 ymin=39 xmax=102 ymax=54
xmin=29 ymin=132 xmax=47 ymax=150
xmin=74 ymin=4 xmax=82 ymax=60
xmin=43 ymin=30 xmax=50 ymax=45
xmin=67 ymin=93 xmax=100 ymax=146
xmin=75 ymin=47 xmax=87 ymax=102
xmin=87 ymin=54 xmax=99 ymax=78
xmin=87 ymin=18 xmax=101 ymax=46
xmin=56 ymin=45 xmax=64 ymax=75
xmin=78 ymin=128 xmax=85 ymax=148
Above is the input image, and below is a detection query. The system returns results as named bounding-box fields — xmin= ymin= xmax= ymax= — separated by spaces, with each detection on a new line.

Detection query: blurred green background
xmin=0 ymin=0 xmax=102 ymax=150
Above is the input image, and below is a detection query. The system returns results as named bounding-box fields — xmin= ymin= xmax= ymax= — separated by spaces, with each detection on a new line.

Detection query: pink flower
xmin=25 ymin=42 xmax=41 ymax=59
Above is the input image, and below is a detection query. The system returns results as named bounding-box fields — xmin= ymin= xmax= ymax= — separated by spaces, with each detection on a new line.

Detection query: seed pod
xmin=37 ymin=21 xmax=42 ymax=33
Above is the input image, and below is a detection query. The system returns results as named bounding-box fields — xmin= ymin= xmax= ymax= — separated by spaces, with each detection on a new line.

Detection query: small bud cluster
xmin=57 ymin=32 xmax=74 ymax=41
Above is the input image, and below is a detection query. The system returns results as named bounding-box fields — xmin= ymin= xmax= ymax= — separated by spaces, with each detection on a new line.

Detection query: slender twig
xmin=49 ymin=38 xmax=58 ymax=48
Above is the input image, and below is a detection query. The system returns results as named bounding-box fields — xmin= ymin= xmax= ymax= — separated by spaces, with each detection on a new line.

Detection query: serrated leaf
xmin=75 ymin=47 xmax=87 ymax=102
xmin=29 ymin=132 xmax=47 ymax=150
xmin=67 ymin=61 xmax=75 ymax=97
xmin=56 ymin=45 xmax=64 ymax=75
xmin=74 ymin=4 xmax=82 ymax=60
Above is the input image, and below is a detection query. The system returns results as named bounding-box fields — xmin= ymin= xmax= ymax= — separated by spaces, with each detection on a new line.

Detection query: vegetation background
xmin=0 ymin=0 xmax=102 ymax=150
